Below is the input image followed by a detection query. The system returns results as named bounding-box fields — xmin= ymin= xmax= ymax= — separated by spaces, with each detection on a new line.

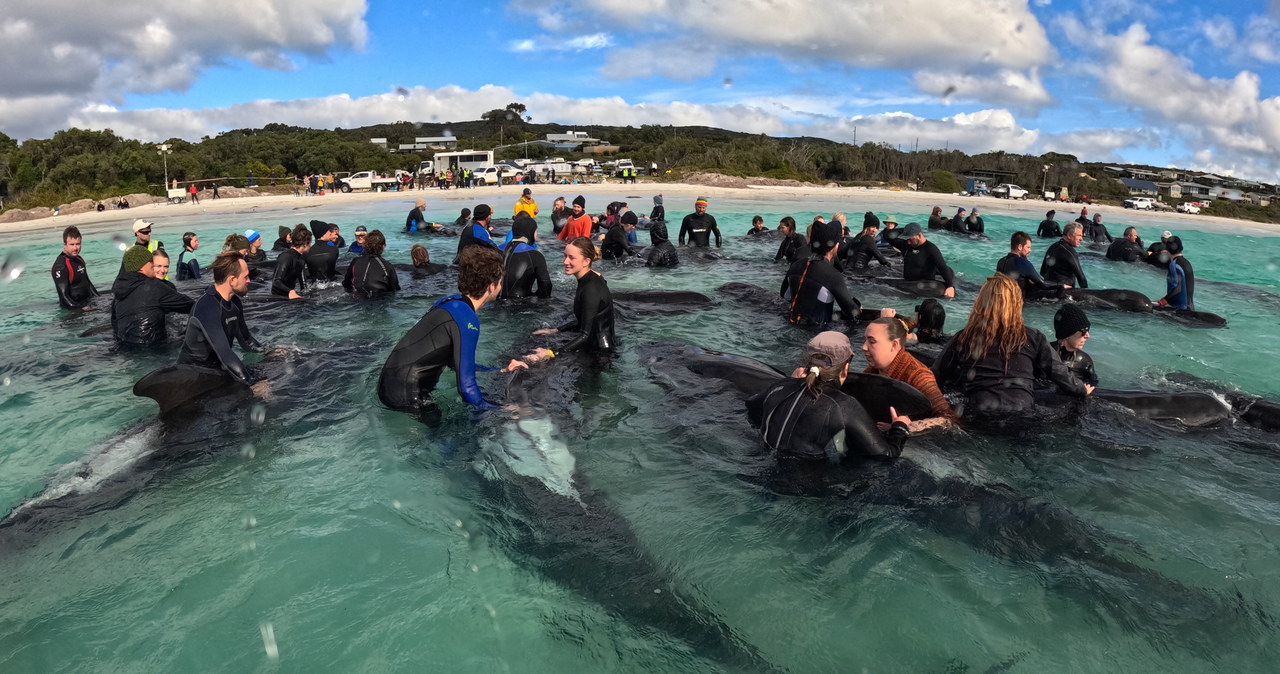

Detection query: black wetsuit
xmin=405 ymin=206 xmax=428 ymax=232
xmin=1084 ymin=220 xmax=1113 ymax=243
xmin=649 ymin=204 xmax=665 ymax=222
xmin=927 ymin=214 xmax=948 ymax=230
xmin=889 ymin=238 xmax=956 ymax=290
xmin=551 ymin=207 xmax=572 ymax=235
xmin=996 ymin=252 xmax=1064 ymax=299
xmin=178 ymin=285 xmax=260 ymax=385
xmin=500 ymin=241 xmax=552 ymax=298
xmin=965 ymin=215 xmax=985 ymax=234
xmin=933 ymin=327 xmax=1088 ymax=414
xmin=342 ymin=253 xmax=400 ymax=295
xmin=678 ymin=212 xmax=721 ymax=248
xmin=646 ymin=222 xmax=679 ymax=268
xmin=601 ymin=225 xmax=636 ymax=260
xmin=1040 ymin=239 xmax=1088 ymax=288
xmin=412 ymin=262 xmax=448 ymax=278
xmin=1055 ymin=343 xmax=1098 ymax=386
xmin=51 ymin=252 xmax=99 ymax=309
xmin=1144 ymin=241 xmax=1169 ymax=267
xmin=559 ymin=271 xmax=615 ymax=352
xmin=746 ymin=378 xmax=909 ymax=461
xmin=775 ymin=233 xmax=807 ymax=264
xmin=176 ymin=250 xmax=201 ymax=281
xmin=1106 ymin=238 xmax=1145 ymax=262
xmin=271 ymin=237 xmax=290 ymax=252
xmin=110 ymin=271 xmax=195 ymax=346
xmin=847 ymin=233 xmax=890 ymax=270
xmin=244 ymin=248 xmax=267 ymax=263
xmin=377 ymin=295 xmax=495 ymax=411
xmin=304 ymin=241 xmax=340 ymax=282
xmin=746 ymin=226 xmax=770 ymax=237
xmin=781 ymin=257 xmax=862 ymax=326
xmin=947 ymin=215 xmax=967 ymax=232
xmin=271 ymin=248 xmax=308 ymax=296
xmin=1037 ymin=219 xmax=1061 ymax=238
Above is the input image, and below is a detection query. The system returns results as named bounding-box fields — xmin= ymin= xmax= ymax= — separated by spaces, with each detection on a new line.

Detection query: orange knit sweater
xmin=866 ymin=350 xmax=958 ymax=421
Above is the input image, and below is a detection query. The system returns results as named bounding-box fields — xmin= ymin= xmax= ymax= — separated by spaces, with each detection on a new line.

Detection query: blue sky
xmin=5 ymin=1 xmax=1280 ymax=182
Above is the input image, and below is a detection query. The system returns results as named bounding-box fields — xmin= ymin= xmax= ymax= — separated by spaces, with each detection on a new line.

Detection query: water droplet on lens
xmin=2 ymin=377 xmax=10 ymax=386
xmin=112 ymin=235 xmax=130 ymax=251
xmin=241 ymin=443 xmax=256 ymax=459
xmin=454 ymin=519 xmax=463 ymax=527
xmin=470 ymin=564 xmax=479 ymax=573
xmin=392 ymin=500 xmax=402 ymax=509
xmin=442 ymin=127 xmax=452 ymax=137
xmin=485 ymin=603 xmax=496 ymax=617
xmin=243 ymin=515 xmax=257 ymax=529
xmin=21 ymin=335 xmax=30 ymax=344
xmin=653 ymin=588 xmax=662 ymax=594
xmin=250 ymin=404 xmax=266 ymax=425
xmin=260 ymin=622 xmax=280 ymax=661
xmin=0 ymin=255 xmax=24 ymax=283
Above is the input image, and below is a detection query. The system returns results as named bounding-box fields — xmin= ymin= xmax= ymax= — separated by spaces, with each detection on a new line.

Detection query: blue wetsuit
xmin=377 ymin=294 xmax=496 ymax=410
xmin=454 ymin=221 xmax=500 ymax=263
xmin=1163 ymin=257 xmax=1193 ymax=310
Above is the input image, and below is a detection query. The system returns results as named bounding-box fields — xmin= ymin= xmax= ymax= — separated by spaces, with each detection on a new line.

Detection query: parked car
xmin=991 ymin=183 xmax=1029 ymax=199
xmin=472 ymin=165 xmax=518 ymax=186
xmin=1124 ymin=196 xmax=1156 ymax=210
xmin=1177 ymin=201 xmax=1202 ymax=214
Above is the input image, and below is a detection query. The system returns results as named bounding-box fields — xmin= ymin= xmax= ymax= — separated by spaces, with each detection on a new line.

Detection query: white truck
xmin=472 ymin=165 xmax=519 ymax=186
xmin=1123 ymin=196 xmax=1156 ymax=210
xmin=337 ymin=170 xmax=411 ymax=192
xmin=991 ymin=183 xmax=1029 ymax=199
xmin=1177 ymin=201 xmax=1202 ymax=214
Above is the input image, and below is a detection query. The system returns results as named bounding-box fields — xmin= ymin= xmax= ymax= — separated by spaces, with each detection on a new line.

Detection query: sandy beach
xmin=8 ymin=178 xmax=1280 ymax=238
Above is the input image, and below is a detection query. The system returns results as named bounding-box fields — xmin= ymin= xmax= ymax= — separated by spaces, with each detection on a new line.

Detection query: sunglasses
xmin=138 ymin=229 xmax=152 ymax=235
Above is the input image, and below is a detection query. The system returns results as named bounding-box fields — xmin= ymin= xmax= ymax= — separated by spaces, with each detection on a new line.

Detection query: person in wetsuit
xmin=878 ymin=217 xmax=900 ymax=249
xmin=888 ymin=222 xmax=957 ymax=298
xmin=1144 ymin=230 xmax=1172 ymax=267
xmin=550 ymin=198 xmax=569 ymax=235
xmin=965 ymin=208 xmax=985 ymax=235
xmin=649 ymin=194 xmax=665 ymax=224
xmin=1051 ymin=303 xmax=1098 ymax=386
xmin=1155 ymin=235 xmax=1195 ymax=310
xmin=780 ymin=219 xmax=863 ymax=326
xmin=1106 ymin=226 xmax=1145 ymax=262
xmin=1084 ymin=213 xmax=1113 ymax=244
xmin=271 ymin=226 xmax=291 ymax=252
xmin=646 ymin=220 xmax=679 ymax=268
xmin=176 ymin=232 xmax=201 ymax=281
xmin=499 ymin=214 xmax=552 ymax=298
xmin=1040 ymin=222 xmax=1088 ymax=288
xmin=178 ymin=252 xmax=268 ymax=396
xmin=453 ymin=208 xmax=472 ymax=229
xmin=409 ymin=245 xmax=448 ymax=277
xmin=111 ymin=245 xmax=195 ymax=346
xmin=243 ymin=230 xmax=266 ymax=263
xmin=271 ymin=224 xmax=311 ymax=299
xmin=746 ymin=215 xmax=770 ymax=236
xmin=1073 ymin=207 xmax=1091 ymax=230
xmin=947 ymin=208 xmax=967 ymax=233
xmin=746 ymin=331 xmax=911 ymax=462
xmin=602 ymin=211 xmax=639 ymax=261
xmin=679 ymin=196 xmax=721 ymax=248
xmin=774 ymin=216 xmax=807 ymax=264
xmin=996 ymin=231 xmax=1070 ymax=300
xmin=378 ymin=246 xmax=548 ymax=413
xmin=932 ymin=273 xmax=1093 ymax=416
xmin=846 ymin=218 xmax=891 ymax=271
xmin=532 ymin=237 xmax=616 ymax=353
xmin=454 ymin=203 xmax=500 ymax=263
xmin=343 ymin=230 xmax=400 ymax=297
xmin=1037 ymin=210 xmax=1061 ymax=238
xmin=52 ymin=226 xmax=99 ymax=310
xmin=406 ymin=198 xmax=430 ymax=233
xmin=120 ymin=219 xmax=165 ymax=281
xmin=347 ymin=226 xmax=368 ymax=255
xmin=304 ymin=222 xmax=340 ymax=281
xmin=927 ymin=206 xmax=948 ymax=231
xmin=862 ymin=316 xmax=958 ymax=431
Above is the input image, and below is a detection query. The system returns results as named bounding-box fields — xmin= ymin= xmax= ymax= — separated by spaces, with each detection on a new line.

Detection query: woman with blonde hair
xmin=932 ymin=273 xmax=1092 ymax=415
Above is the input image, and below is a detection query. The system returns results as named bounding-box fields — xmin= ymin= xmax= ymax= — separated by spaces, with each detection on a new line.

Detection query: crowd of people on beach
xmin=49 ymin=189 xmax=1218 ymax=460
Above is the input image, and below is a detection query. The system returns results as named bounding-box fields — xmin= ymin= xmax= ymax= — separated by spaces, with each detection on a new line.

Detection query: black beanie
xmin=278 ymin=225 xmax=291 ymax=241
xmin=1054 ymin=304 xmax=1091 ymax=340
xmin=810 ymin=220 xmax=843 ymax=255
xmin=573 ymin=195 xmax=586 ymax=209
xmin=1165 ymin=235 xmax=1184 ymax=254
xmin=1047 ymin=210 xmax=1056 ymax=219
xmin=621 ymin=210 xmax=638 ymax=226
xmin=473 ymin=204 xmax=492 ymax=220
xmin=863 ymin=211 xmax=881 ymax=230
xmin=512 ymin=213 xmax=537 ymax=240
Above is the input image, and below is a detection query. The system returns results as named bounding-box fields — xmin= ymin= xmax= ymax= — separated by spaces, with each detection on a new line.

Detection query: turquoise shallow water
xmin=2 ymin=192 xmax=1280 ymax=672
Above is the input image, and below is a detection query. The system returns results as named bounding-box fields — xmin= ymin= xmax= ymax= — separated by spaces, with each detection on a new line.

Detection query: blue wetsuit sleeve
xmin=443 ymin=301 xmax=494 ymax=407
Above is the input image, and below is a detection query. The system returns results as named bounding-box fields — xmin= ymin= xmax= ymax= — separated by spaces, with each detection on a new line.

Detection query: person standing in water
xmin=176 ymin=232 xmax=201 ymax=281
xmin=1051 ymin=304 xmax=1098 ymax=386
xmin=679 ymin=196 xmax=721 ymax=248
xmin=52 ymin=226 xmax=99 ymax=310
xmin=1037 ymin=210 xmax=1061 ymax=238
xmin=997 ymin=231 xmax=1070 ymax=299
xmin=179 ymin=252 xmax=269 ymax=398
xmin=1040 ymin=222 xmax=1088 ymax=289
xmin=533 ymin=237 xmax=616 ymax=354
xmin=888 ymin=222 xmax=957 ymax=298
xmin=1154 ymin=236 xmax=1195 ymax=311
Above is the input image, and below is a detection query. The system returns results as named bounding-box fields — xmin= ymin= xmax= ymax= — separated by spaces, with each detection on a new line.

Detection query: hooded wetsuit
xmin=928 ymin=214 xmax=948 ymax=230
xmin=646 ymin=222 xmax=679 ymax=268
xmin=271 ymin=248 xmax=308 ymax=296
xmin=1040 ymin=239 xmax=1088 ymax=288
xmin=1084 ymin=220 xmax=1113 ymax=243
xmin=110 ymin=271 xmax=195 ymax=345
xmin=178 ymin=285 xmax=259 ymax=385
xmin=889 ymin=238 xmax=956 ymax=290
xmin=1037 ymin=219 xmax=1062 ymax=238
xmin=343 ymin=253 xmax=400 ymax=295
xmin=775 ymin=232 xmax=807 ymax=264
xmin=378 ymin=294 xmax=496 ymax=410
xmin=601 ymin=224 xmax=636 ymax=260
xmin=781 ymin=257 xmax=862 ymax=326
xmin=746 ymin=378 xmax=909 ymax=461
xmin=558 ymin=271 xmax=615 ymax=353
xmin=679 ymin=212 xmax=721 ymax=248
xmin=965 ymin=215 xmax=985 ymax=234
xmin=933 ymin=327 xmax=1088 ymax=414
xmin=177 ymin=249 xmax=200 ymax=281
xmin=454 ymin=221 xmax=500 ymax=262
xmin=51 ymin=252 xmax=99 ymax=309
xmin=499 ymin=240 xmax=552 ymax=298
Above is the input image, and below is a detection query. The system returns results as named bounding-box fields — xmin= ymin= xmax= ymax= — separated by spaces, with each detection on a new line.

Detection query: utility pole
xmin=156 ymin=144 xmax=172 ymax=193
xmin=1041 ymin=163 xmax=1053 ymax=198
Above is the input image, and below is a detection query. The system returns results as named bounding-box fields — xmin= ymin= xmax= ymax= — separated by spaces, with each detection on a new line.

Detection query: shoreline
xmin=7 ymin=179 xmax=1280 ymax=238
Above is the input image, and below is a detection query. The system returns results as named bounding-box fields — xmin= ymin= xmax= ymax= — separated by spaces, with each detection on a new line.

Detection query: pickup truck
xmin=1177 ymin=201 xmax=1202 ymax=214
xmin=472 ymin=166 xmax=518 ymax=186
xmin=337 ymin=170 xmax=410 ymax=192
xmin=991 ymin=183 xmax=1029 ymax=199
xmin=1123 ymin=196 xmax=1156 ymax=210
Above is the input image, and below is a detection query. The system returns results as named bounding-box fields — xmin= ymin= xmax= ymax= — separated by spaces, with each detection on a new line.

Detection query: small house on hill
xmin=1119 ymin=178 xmax=1158 ymax=196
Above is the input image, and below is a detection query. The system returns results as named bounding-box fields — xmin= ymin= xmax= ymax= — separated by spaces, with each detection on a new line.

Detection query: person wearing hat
xmin=927 ymin=206 xmax=947 ymax=231
xmin=846 ymin=212 xmax=891 ymax=271
xmin=601 ymin=210 xmax=639 ymax=261
xmin=746 ymin=331 xmax=912 ymax=461
xmin=343 ymin=229 xmax=399 ymax=297
xmin=454 ymin=207 xmax=472 ymax=228
xmin=645 ymin=219 xmax=679 ymax=268
xmin=557 ymin=195 xmax=592 ymax=241
xmin=1106 ymin=226 xmax=1144 ymax=262
xmin=348 ymin=225 xmax=369 ymax=255
xmin=678 ymin=197 xmax=721 ymax=249
xmin=272 ymin=224 xmax=311 ymax=299
xmin=781 ymin=218 xmax=863 ymax=326
xmin=1155 ymin=236 xmax=1195 ymax=310
xmin=947 ymin=208 xmax=967 ymax=233
xmin=243 ymin=230 xmax=266 ymax=262
xmin=1040 ymin=222 xmax=1088 ymax=289
xmin=933 ymin=274 xmax=1093 ymax=416
xmin=649 ymin=194 xmax=665 ymax=223
xmin=1144 ymin=230 xmax=1173 ymax=267
xmin=52 ymin=225 xmax=99 ymax=310
xmin=304 ymin=223 xmax=341 ymax=282
xmin=121 ymin=219 xmax=164 ymax=280
xmin=1084 ymin=213 xmax=1113 ymax=244
xmin=1037 ymin=210 xmax=1061 ymax=238
xmin=179 ymin=251 xmax=268 ymax=396
xmin=1052 ymin=304 xmax=1098 ymax=386
xmin=997 ymin=231 xmax=1070 ymax=300
xmin=887 ymin=222 xmax=957 ymax=298
xmin=110 ymin=244 xmax=194 ymax=346
xmin=405 ymin=198 xmax=429 ymax=233
xmin=514 ymin=187 xmax=539 ymax=220
xmin=499 ymin=214 xmax=552 ymax=299
xmin=965 ymin=208 xmax=986 ymax=235
xmin=271 ymin=225 xmax=292 ymax=252
xmin=876 ymin=215 xmax=899 ymax=249
xmin=454 ymin=203 xmax=500 ymax=264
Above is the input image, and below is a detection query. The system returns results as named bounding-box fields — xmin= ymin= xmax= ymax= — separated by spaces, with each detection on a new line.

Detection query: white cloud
xmin=1200 ymin=16 xmax=1237 ymax=50
xmin=510 ymin=39 xmax=537 ymax=52
xmin=914 ymin=68 xmax=1053 ymax=114
xmin=1036 ymin=127 xmax=1160 ymax=162
xmin=565 ymin=32 xmax=612 ymax=50
xmin=600 ymin=43 xmax=717 ymax=80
